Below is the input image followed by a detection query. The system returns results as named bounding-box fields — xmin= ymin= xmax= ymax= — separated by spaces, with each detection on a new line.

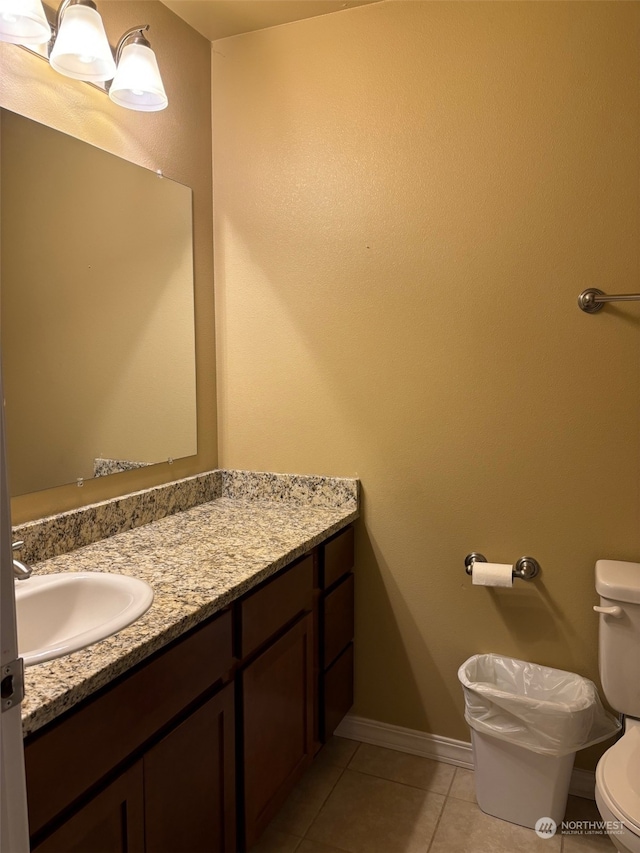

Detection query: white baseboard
xmin=335 ymin=714 xmax=474 ymax=768
xmin=334 ymin=714 xmax=595 ymax=800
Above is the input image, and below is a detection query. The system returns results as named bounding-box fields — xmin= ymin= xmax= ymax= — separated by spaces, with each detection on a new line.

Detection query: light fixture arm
xmin=54 ymin=0 xmax=70 ymax=31
xmin=115 ymin=24 xmax=150 ymax=65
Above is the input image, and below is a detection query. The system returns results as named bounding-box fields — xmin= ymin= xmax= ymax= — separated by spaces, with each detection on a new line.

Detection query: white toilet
xmin=594 ymin=560 xmax=640 ymax=853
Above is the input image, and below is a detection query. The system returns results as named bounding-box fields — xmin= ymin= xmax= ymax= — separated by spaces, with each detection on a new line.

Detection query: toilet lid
xmin=597 ymin=726 xmax=640 ymax=834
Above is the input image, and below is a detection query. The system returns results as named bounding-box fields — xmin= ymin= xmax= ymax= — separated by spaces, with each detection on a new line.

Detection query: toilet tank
xmin=596 ymin=560 xmax=640 ymax=717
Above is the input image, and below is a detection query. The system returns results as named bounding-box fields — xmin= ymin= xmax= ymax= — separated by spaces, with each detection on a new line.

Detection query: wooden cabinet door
xmin=25 ymin=610 xmax=233 ymax=838
xmin=144 ymin=683 xmax=236 ymax=853
xmin=32 ymin=762 xmax=144 ymax=853
xmin=242 ymin=613 xmax=314 ymax=849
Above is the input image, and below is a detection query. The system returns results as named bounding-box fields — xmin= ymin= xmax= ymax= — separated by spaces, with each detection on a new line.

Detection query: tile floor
xmin=250 ymin=737 xmax=616 ymax=853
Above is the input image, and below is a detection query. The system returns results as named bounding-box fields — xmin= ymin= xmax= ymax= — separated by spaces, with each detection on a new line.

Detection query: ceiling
xmin=159 ymin=0 xmax=381 ymax=42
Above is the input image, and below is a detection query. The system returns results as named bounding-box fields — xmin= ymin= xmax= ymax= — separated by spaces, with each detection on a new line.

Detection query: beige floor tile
xmin=429 ymin=796 xmax=562 ymax=853
xmin=296 ymin=840 xmax=352 ymax=853
xmin=561 ymin=796 xmax=616 ymax=851
xmin=315 ymin=736 xmax=360 ymax=770
xmin=270 ymin=760 xmax=343 ymax=837
xmin=248 ymin=826 xmax=301 ymax=853
xmin=448 ymin=767 xmax=476 ymax=803
xmin=562 ymin=833 xmax=616 ymax=851
xmin=347 ymin=743 xmax=456 ymax=795
xmin=306 ymin=769 xmax=445 ymax=853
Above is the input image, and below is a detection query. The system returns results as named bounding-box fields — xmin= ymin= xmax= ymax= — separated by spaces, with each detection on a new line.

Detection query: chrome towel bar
xmin=464 ymin=553 xmax=541 ymax=581
xmin=578 ymin=288 xmax=640 ymax=313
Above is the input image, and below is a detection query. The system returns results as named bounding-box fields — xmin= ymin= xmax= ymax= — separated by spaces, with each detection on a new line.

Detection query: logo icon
xmin=535 ymin=817 xmax=558 ymax=839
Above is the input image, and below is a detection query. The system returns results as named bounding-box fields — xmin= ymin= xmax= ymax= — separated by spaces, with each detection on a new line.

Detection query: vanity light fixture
xmin=49 ymin=0 xmax=115 ymax=82
xmin=0 ymin=0 xmax=51 ymax=45
xmin=109 ymin=26 xmax=168 ymax=112
xmin=0 ymin=0 xmax=168 ymax=112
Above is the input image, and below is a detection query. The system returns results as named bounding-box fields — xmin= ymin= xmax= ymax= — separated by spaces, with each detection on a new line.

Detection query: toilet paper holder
xmin=464 ymin=553 xmax=541 ymax=581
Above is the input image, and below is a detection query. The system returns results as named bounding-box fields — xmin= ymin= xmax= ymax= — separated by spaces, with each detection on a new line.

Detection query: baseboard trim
xmin=334 ymin=714 xmax=595 ymax=800
xmin=335 ymin=714 xmax=474 ymax=769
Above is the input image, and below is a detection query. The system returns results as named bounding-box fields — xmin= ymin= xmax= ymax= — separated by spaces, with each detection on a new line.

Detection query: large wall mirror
xmin=0 ymin=109 xmax=197 ymax=497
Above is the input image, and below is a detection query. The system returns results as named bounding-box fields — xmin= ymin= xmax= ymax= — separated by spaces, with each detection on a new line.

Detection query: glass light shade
xmin=49 ymin=3 xmax=115 ymax=82
xmin=109 ymin=42 xmax=168 ymax=112
xmin=0 ymin=0 xmax=51 ymax=45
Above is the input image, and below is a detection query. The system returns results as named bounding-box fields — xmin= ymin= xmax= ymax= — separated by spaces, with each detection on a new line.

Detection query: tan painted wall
xmin=0 ymin=0 xmax=215 ymax=522
xmin=212 ymin=1 xmax=640 ymax=763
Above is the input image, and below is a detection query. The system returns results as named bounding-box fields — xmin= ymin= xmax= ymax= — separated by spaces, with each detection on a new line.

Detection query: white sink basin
xmin=15 ymin=572 xmax=154 ymax=666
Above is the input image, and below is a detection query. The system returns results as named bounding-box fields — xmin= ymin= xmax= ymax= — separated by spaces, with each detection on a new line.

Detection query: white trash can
xmin=471 ymin=729 xmax=575 ymax=827
xmin=458 ymin=654 xmax=621 ymax=829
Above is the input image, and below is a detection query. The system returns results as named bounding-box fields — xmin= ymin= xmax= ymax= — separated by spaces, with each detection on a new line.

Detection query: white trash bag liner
xmin=458 ymin=654 xmax=621 ymax=757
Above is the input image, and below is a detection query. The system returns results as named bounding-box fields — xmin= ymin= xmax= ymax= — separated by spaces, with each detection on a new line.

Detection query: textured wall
xmin=212 ymin=1 xmax=640 ymax=765
xmin=0 ymin=0 xmax=215 ymax=522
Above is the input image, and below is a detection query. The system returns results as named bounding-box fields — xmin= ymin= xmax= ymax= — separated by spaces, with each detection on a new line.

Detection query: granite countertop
xmin=22 ymin=494 xmax=358 ymax=736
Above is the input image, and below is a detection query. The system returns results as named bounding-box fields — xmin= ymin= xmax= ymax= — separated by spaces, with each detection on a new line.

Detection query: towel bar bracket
xmin=578 ymin=288 xmax=640 ymax=313
xmin=578 ymin=288 xmax=606 ymax=313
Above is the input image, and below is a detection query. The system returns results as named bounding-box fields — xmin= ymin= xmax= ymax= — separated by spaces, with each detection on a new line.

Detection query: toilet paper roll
xmin=472 ymin=561 xmax=513 ymax=587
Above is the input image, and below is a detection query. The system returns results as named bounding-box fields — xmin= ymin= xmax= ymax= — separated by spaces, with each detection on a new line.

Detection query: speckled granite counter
xmin=20 ymin=473 xmax=359 ymax=737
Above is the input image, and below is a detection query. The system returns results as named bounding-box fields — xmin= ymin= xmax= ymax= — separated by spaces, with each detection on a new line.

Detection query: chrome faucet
xmin=12 ymin=540 xmax=32 ymax=580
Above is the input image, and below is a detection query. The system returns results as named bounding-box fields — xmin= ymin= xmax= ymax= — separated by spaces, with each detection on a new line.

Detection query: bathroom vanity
xmin=16 ymin=472 xmax=357 ymax=853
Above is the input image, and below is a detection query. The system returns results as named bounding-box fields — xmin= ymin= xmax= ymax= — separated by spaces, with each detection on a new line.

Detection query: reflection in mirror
xmin=0 ymin=109 xmax=197 ymax=497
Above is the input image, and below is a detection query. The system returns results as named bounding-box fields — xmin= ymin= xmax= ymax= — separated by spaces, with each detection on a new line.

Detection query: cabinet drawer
xmin=26 ymin=609 xmax=233 ymax=836
xmin=323 ymin=573 xmax=354 ymax=669
xmin=322 ymin=526 xmax=354 ymax=589
xmin=322 ymin=643 xmax=354 ymax=741
xmin=240 ymin=555 xmax=313 ymax=658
